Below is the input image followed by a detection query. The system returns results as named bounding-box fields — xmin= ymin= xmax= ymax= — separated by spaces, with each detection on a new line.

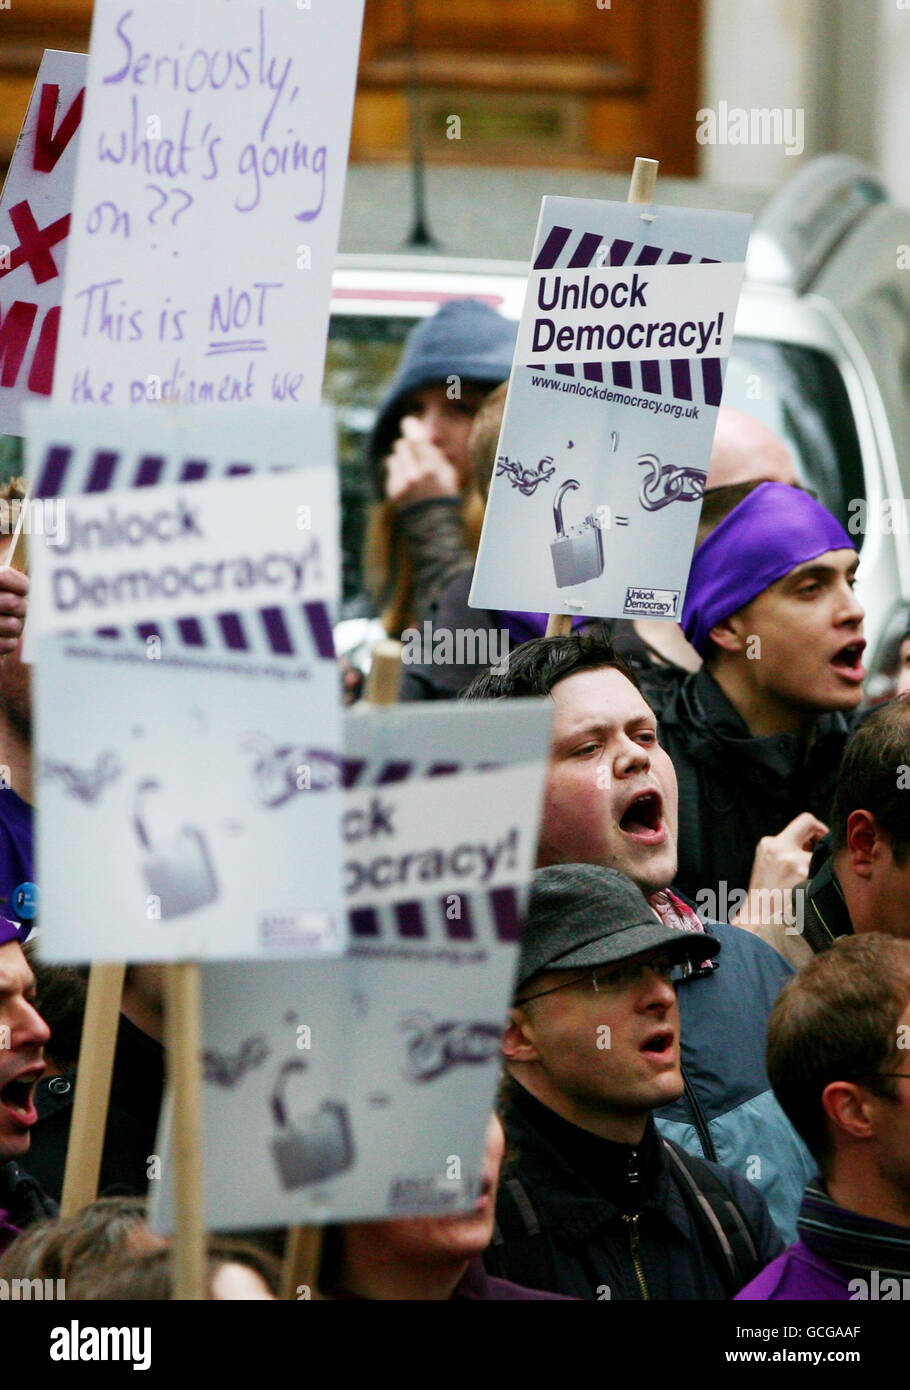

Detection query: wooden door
xmin=353 ymin=0 xmax=702 ymax=173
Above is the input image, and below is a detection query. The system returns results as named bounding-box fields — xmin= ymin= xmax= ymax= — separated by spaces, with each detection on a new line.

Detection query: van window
xmin=723 ymin=340 xmax=865 ymax=532
xmin=325 ymin=313 xmax=417 ymax=605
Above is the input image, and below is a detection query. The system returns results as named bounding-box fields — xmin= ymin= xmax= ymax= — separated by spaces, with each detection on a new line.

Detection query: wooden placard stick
xmin=60 ymin=962 xmax=127 ymax=1217
xmin=280 ymin=635 xmax=404 ymax=1300
xmin=165 ymin=960 xmax=206 ymax=1300
xmin=545 ymin=155 xmax=659 ymax=641
xmin=4 ymin=492 xmax=29 ymax=575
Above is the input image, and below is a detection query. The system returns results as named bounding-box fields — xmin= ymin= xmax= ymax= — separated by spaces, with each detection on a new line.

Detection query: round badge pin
xmin=13 ymin=882 xmax=38 ymax=920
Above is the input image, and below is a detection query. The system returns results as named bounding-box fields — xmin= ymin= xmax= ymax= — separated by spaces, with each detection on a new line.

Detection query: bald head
xmin=706 ymin=408 xmax=797 ymax=490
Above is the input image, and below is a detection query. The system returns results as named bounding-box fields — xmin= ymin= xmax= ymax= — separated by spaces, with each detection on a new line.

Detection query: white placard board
xmin=469 ymin=197 xmax=752 ymax=621
xmin=150 ymin=700 xmax=554 ymax=1229
xmin=52 ymin=1 xmax=365 ymax=409
xmin=28 ymin=467 xmax=335 ymax=636
xmin=0 ymin=51 xmax=87 ymax=434
xmin=31 ymin=404 xmax=343 ymax=963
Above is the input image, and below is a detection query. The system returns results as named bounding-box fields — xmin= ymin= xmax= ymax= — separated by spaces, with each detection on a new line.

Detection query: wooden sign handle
xmin=364 ymin=638 xmax=403 ymax=705
xmin=166 ymin=961 xmax=207 ymax=1300
xmin=60 ymin=962 xmax=126 ymax=1217
xmin=5 ymin=494 xmax=28 ymax=574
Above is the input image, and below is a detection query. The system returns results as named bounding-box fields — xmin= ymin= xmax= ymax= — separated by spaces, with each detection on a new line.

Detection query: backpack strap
xmin=488 ymin=1175 xmax=555 ymax=1292
xmin=662 ymin=1139 xmax=762 ymax=1295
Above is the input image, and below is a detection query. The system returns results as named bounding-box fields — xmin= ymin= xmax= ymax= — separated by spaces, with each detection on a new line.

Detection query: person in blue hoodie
xmin=362 ymin=298 xmax=516 ymax=640
xmin=464 ymin=632 xmax=815 ymax=1242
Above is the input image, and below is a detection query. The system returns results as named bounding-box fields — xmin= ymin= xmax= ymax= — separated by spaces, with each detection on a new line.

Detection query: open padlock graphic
xmin=269 ymin=1058 xmax=356 ymax=1190
xmin=550 ymin=478 xmax=606 ymax=588
xmin=133 ymin=779 xmax=219 ymax=919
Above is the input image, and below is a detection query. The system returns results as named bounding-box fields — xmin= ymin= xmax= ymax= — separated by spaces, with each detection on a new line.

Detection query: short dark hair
xmin=766 ymin=934 xmax=910 ymax=1171
xmin=830 ymin=697 xmax=910 ymax=865
xmin=695 ymin=480 xmax=766 ymax=549
xmin=461 ymin=630 xmax=642 ymax=703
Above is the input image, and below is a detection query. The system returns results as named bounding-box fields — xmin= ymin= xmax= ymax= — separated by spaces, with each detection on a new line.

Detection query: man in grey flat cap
xmin=484 ymin=864 xmax=782 ymax=1300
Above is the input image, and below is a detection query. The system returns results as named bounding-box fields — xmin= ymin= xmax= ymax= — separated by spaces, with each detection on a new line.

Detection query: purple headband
xmin=0 ymin=916 xmax=30 ymax=948
xmin=682 ymin=482 xmax=855 ymax=657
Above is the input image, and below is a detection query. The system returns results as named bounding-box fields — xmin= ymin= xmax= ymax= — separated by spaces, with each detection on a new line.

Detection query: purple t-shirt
xmin=735 ymin=1240 xmax=851 ymax=1301
xmin=0 ymin=788 xmax=32 ymax=922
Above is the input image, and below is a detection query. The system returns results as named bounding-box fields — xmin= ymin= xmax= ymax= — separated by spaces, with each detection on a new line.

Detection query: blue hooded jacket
xmin=655 ymin=917 xmax=814 ymax=1244
xmin=366 ymin=298 xmax=516 ymax=494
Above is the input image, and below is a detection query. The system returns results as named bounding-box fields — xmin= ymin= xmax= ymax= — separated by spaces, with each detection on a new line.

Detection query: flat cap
xmin=515 ymin=864 xmax=719 ymax=993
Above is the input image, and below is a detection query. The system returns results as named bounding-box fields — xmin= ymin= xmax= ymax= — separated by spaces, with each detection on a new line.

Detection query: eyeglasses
xmin=515 ymin=952 xmax=681 ymax=1006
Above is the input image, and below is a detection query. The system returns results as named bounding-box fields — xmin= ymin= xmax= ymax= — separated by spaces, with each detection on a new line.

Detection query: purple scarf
xmin=682 ymin=482 xmax=854 ymax=657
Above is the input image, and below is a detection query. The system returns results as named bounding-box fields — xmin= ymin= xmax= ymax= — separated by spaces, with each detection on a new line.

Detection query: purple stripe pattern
xmin=260 ymin=606 xmax=293 ymax=655
xmin=134 ymin=455 xmax=165 ymax=487
xmin=85 ymin=450 xmax=119 ymax=492
xmin=34 ymin=445 xmax=71 ymax=498
xmin=523 ymin=229 xmax=730 ymax=403
xmin=395 ymin=902 xmax=425 ymax=939
xmin=443 ymin=894 xmax=473 ymax=940
xmin=303 ymin=602 xmax=335 ymax=659
xmin=376 ymin=761 xmax=413 ymax=785
xmin=217 ymin=612 xmax=247 ymax=650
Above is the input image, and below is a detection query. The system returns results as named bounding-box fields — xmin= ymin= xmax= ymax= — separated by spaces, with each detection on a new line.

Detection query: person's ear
xmin=502 ymin=1007 xmax=540 ymax=1065
xmin=707 ymin=612 xmax=748 ymax=657
xmin=845 ymin=810 xmax=879 ymax=878
xmin=822 ymin=1080 xmax=875 ymax=1141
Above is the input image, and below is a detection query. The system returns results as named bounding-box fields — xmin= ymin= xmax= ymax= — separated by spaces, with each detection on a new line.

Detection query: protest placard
xmin=470 ymin=196 xmax=752 ymax=621
xmin=52 ymin=0 xmax=365 ymax=410
xmin=0 ymin=51 xmax=87 ymax=434
xmin=27 ymin=465 xmax=335 ymax=637
xmin=31 ymin=405 xmax=343 ymax=964
xmin=150 ymin=699 xmax=553 ymax=1231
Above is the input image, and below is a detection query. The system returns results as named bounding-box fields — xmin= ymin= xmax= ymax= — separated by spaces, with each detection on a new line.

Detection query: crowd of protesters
xmin=3 ymin=298 xmax=910 ymax=1300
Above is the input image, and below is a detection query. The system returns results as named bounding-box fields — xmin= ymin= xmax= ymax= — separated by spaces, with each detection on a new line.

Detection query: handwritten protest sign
xmin=470 ymin=197 xmax=752 ymax=621
xmin=52 ymin=0 xmax=365 ymax=410
xmin=31 ymin=405 xmax=343 ymax=963
xmin=0 ymin=51 xmax=87 ymax=434
xmin=150 ymin=700 xmax=553 ymax=1230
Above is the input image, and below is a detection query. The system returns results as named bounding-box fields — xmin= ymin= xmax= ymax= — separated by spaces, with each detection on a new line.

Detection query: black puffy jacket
xmin=487 ymin=1082 xmax=783 ymax=1300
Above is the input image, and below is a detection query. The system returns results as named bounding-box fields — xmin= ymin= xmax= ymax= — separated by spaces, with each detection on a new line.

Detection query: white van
xmin=328 ymin=155 xmax=910 ymax=695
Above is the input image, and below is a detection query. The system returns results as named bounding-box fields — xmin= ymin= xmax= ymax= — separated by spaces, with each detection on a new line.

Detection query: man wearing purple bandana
xmin=642 ymin=480 xmax=864 ymax=916
xmin=0 ymin=916 xmax=53 ymax=1255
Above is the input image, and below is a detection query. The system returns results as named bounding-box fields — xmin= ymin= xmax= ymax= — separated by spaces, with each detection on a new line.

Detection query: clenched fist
xmin=0 ymin=567 xmax=28 ymax=658
xmin=732 ymin=811 xmax=828 ymax=929
xmin=384 ymin=416 xmax=461 ymax=507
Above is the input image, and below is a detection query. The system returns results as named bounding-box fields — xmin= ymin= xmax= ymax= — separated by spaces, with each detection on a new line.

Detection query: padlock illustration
xmin=133 ymin=779 xmax=219 ymax=919
xmin=269 ymin=1059 xmax=356 ymax=1189
xmin=550 ymin=478 xmax=606 ymax=588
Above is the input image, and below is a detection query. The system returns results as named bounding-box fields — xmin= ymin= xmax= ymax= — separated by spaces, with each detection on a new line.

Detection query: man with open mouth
xmin=644 ymin=479 xmax=865 ymax=917
xmin=464 ymin=631 xmax=815 ymax=1243
xmin=0 ymin=915 xmax=53 ymax=1256
xmin=486 ymin=865 xmax=783 ymax=1299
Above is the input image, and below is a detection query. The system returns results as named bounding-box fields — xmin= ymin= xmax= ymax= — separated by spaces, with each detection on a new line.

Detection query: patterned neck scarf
xmin=648 ymin=888 xmax=717 ymax=976
xmin=798 ymin=1178 xmax=910 ymax=1278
